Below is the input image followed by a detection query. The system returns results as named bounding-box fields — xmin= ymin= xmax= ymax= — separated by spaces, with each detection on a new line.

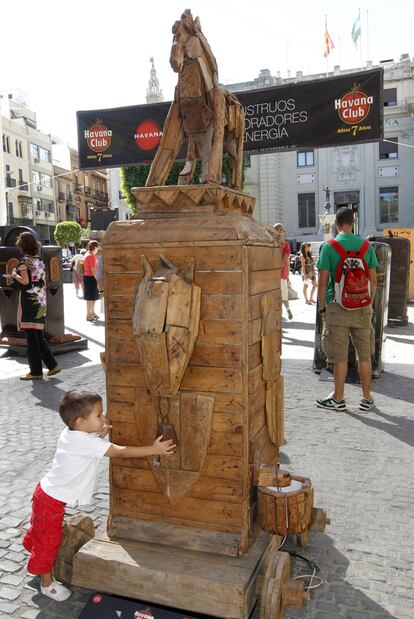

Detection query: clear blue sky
xmin=1 ymin=0 xmax=412 ymax=145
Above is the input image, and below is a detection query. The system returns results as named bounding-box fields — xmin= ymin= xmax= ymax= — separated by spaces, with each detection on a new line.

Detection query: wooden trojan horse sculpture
xmin=146 ymin=8 xmax=245 ymax=189
xmin=64 ymin=10 xmax=328 ymax=619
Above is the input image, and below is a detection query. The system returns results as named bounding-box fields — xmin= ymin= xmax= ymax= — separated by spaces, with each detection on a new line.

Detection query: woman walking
xmin=70 ymin=248 xmax=86 ymax=297
xmin=11 ymin=232 xmax=60 ymax=380
xmin=300 ymin=243 xmax=318 ymax=304
xmin=83 ymin=240 xmax=100 ymax=321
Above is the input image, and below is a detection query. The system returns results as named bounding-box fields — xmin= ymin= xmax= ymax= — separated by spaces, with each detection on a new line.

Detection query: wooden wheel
xmin=259 ymin=549 xmax=309 ymax=619
xmin=260 ymin=551 xmax=290 ymax=619
xmin=54 ymin=514 xmax=95 ymax=584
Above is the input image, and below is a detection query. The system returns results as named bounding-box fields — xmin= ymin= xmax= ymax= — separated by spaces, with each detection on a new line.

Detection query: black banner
xmin=77 ymin=68 xmax=383 ymax=170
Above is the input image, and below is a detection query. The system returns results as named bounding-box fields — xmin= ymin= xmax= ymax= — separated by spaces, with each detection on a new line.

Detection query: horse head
xmin=170 ymin=9 xmax=202 ymax=73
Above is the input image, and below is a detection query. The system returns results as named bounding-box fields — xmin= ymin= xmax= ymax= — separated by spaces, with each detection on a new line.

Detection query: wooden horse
xmin=145 ymin=9 xmax=245 ymax=189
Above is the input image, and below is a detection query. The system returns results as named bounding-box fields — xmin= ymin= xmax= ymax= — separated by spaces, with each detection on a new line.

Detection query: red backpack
xmin=328 ymin=239 xmax=372 ymax=310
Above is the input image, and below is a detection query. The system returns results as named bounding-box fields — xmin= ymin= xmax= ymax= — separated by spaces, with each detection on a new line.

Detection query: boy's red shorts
xmin=22 ymin=483 xmax=66 ymax=574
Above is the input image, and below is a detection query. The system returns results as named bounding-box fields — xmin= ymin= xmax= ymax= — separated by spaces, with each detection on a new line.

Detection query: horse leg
xmin=206 ymin=87 xmax=226 ymax=184
xmin=146 ymin=99 xmax=184 ymax=187
xmin=178 ymin=137 xmax=197 ymax=185
xmin=231 ymin=109 xmax=245 ymax=190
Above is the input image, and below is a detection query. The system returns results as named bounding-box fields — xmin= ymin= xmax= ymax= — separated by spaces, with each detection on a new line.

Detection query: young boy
xmin=22 ymin=389 xmax=175 ymax=602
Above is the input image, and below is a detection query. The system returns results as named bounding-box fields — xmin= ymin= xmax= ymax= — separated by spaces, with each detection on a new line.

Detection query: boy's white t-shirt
xmin=40 ymin=427 xmax=110 ymax=507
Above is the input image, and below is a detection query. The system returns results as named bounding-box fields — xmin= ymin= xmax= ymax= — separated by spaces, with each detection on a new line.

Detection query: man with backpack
xmin=316 ymin=207 xmax=378 ymax=412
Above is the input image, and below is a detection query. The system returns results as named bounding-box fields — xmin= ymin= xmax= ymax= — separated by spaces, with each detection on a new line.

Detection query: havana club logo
xmin=134 ymin=119 xmax=163 ymax=151
xmin=84 ymin=119 xmax=112 ymax=153
xmin=335 ymin=83 xmax=373 ymax=125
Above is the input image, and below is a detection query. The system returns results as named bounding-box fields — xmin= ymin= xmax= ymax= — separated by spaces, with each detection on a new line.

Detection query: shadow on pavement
xmin=30 ymin=379 xmax=67 ymax=413
xmin=372 ymin=369 xmax=414 ymax=405
xmin=345 ymin=407 xmax=414 ymax=448
xmin=285 ymin=533 xmax=398 ymax=619
xmin=282 ymin=336 xmax=315 ymax=348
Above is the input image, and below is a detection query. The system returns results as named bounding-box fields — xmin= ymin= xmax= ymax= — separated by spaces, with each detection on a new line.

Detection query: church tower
xmin=146 ymin=57 xmax=163 ymax=103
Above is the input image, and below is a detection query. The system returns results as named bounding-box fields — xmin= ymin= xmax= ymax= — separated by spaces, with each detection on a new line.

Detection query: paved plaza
xmin=0 ymin=278 xmax=413 ymax=619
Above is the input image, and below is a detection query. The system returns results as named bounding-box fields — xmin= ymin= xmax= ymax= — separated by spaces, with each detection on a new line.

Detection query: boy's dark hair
xmin=59 ymin=389 xmax=102 ymax=429
xmin=335 ymin=207 xmax=354 ymax=227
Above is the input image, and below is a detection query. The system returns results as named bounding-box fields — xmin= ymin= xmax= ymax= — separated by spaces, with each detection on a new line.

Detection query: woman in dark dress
xmin=11 ymin=232 xmax=61 ymax=380
xmin=82 ymin=240 xmax=100 ymax=321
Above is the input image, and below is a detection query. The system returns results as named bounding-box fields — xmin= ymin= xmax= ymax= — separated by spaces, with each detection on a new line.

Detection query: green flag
xmin=352 ymin=13 xmax=361 ymax=47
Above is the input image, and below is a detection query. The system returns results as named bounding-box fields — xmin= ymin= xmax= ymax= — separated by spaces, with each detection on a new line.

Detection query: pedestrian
xmin=11 ymin=232 xmax=61 ymax=380
xmin=300 ymin=243 xmax=317 ymax=304
xmin=70 ymin=248 xmax=86 ymax=297
xmin=274 ymin=223 xmax=293 ymax=320
xmin=316 ymin=206 xmax=378 ymax=412
xmin=96 ymin=247 xmax=104 ymax=295
xmin=83 ymin=240 xmax=100 ymax=321
xmin=22 ymin=389 xmax=175 ymax=601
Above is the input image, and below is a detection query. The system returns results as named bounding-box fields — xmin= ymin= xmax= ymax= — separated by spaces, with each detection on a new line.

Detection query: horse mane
xmin=196 ymin=30 xmax=219 ymax=86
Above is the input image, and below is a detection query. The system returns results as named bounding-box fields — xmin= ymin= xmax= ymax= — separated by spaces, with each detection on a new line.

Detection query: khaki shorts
xmin=322 ymin=303 xmax=374 ymax=363
xmin=281 ymin=279 xmax=288 ymax=302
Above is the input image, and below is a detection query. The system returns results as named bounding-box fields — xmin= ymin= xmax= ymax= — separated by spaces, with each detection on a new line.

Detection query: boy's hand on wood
xmin=153 ymin=435 xmax=176 ymax=456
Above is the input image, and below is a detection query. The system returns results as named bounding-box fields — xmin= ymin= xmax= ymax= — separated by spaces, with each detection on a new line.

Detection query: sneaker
xmin=47 ymin=366 xmax=61 ymax=377
xmin=20 ymin=373 xmax=43 ymax=381
xmin=40 ymin=580 xmax=72 ymax=601
xmin=316 ymin=392 xmax=346 ymax=411
xmin=287 ymin=309 xmax=293 ymax=320
xmin=359 ymin=398 xmax=375 ymax=412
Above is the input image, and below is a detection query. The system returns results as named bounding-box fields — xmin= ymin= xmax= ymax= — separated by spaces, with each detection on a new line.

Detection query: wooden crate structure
xmin=102 ymin=185 xmax=283 ymax=556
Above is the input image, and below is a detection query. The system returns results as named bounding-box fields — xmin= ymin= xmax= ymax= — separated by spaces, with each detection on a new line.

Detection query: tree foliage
xmin=54 ymin=221 xmax=82 ymax=245
xmin=80 ymin=225 xmax=91 ymax=240
xmin=121 ymin=157 xmax=236 ymax=215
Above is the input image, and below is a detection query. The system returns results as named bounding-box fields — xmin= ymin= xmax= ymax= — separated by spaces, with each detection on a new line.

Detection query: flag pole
xmin=366 ymin=10 xmax=370 ymax=62
xmin=359 ymin=8 xmax=363 ymax=68
xmin=325 ymin=14 xmax=328 ymax=77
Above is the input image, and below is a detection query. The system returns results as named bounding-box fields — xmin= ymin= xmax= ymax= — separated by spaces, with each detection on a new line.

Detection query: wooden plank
xmin=106 ymin=273 xmax=142 ymax=295
xmin=248 ymin=245 xmax=282 ymax=271
xmin=190 ymin=343 xmax=241 ymax=368
xmin=212 ymin=412 xmax=243 ymax=433
xmin=139 ymin=332 xmax=170 ymax=396
xmin=135 ymin=279 xmax=168 ymax=333
xmin=182 ymin=367 xmax=242 ymax=393
xmin=249 ymin=270 xmax=279 ymax=296
xmin=248 ymin=342 xmax=261 ymax=369
xmin=112 ymin=487 xmax=243 ymax=528
xmin=107 ymin=386 xmax=136 ymax=404
xmin=249 ymin=387 xmax=266 ymax=416
xmin=107 ymin=362 xmax=146 ymax=387
xmin=194 ymin=271 xmax=242 ymax=295
xmin=248 ymin=364 xmax=264 ymax=395
xmin=249 ymin=289 xmax=281 ymax=321
xmin=249 ymin=425 xmax=278 ymax=466
xmin=208 ymin=430 xmax=243 ymax=457
xmin=249 ymin=318 xmax=262 ymax=346
xmin=107 ymin=517 xmax=241 ymax=557
xmin=111 ymin=422 xmax=140 ymax=447
xmin=72 ymin=533 xmax=273 ymax=618
xmin=107 ymin=401 xmax=135 ymax=424
xmin=249 ymin=405 xmax=266 ymax=440
xmin=181 ymin=393 xmax=213 ymax=471
xmin=106 ymin=296 xmax=134 ymax=319
xmin=197 ymin=320 xmax=242 ymax=345
xmin=106 ymin=319 xmax=133 ymax=341
xmin=112 ymin=468 xmax=243 ymax=504
xmin=105 ymin=245 xmax=242 ymax=273
xmin=201 ymin=295 xmax=242 ymax=320
xmin=212 ymin=394 xmax=244 ymax=414
xmin=202 ymin=455 xmax=243 ymax=480
xmin=108 ymin=341 xmax=140 ymax=364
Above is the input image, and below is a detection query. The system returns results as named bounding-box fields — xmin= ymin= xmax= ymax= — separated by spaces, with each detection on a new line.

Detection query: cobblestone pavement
xmin=0 ymin=281 xmax=413 ymax=619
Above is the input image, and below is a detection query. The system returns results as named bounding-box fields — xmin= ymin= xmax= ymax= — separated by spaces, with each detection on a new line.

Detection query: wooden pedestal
xmin=72 ymin=531 xmax=276 ymax=619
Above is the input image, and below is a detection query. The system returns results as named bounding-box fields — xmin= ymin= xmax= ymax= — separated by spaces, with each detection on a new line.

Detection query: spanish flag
xmin=323 ymin=17 xmax=335 ymax=58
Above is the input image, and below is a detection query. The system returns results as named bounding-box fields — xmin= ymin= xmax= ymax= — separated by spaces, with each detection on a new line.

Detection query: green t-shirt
xmin=316 ymin=233 xmax=379 ymax=303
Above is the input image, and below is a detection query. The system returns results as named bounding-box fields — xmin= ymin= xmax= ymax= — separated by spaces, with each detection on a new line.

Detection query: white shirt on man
xmin=40 ymin=428 xmax=109 ymax=506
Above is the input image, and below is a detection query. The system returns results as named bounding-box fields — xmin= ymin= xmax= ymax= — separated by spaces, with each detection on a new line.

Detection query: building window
xmin=39 ymin=146 xmax=50 ymax=162
xmin=244 ymin=154 xmax=251 ymax=168
xmin=15 ymin=140 xmax=19 ymax=157
xmin=297 ymin=150 xmax=314 ymax=167
xmin=379 ymin=187 xmax=398 ymax=224
xmin=19 ymin=141 xmax=23 ymax=157
xmin=379 ymin=137 xmax=398 ymax=159
xmin=32 ymin=170 xmax=41 ymax=185
xmin=298 ymin=193 xmax=316 ymax=228
xmin=383 ymin=88 xmax=397 ymax=107
xmin=18 ymin=169 xmax=23 ymax=184
xmin=30 ymin=143 xmax=39 ymax=161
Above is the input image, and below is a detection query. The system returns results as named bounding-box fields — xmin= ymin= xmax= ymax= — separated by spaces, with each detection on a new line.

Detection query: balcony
xmin=93 ymin=189 xmax=109 ymax=200
xmin=6 ymin=177 xmax=17 ymax=188
xmin=19 ymin=183 xmax=29 ymax=192
xmin=75 ymin=184 xmax=83 ymax=193
xmin=84 ymin=186 xmax=91 ymax=195
xmin=58 ymin=192 xmax=66 ymax=202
